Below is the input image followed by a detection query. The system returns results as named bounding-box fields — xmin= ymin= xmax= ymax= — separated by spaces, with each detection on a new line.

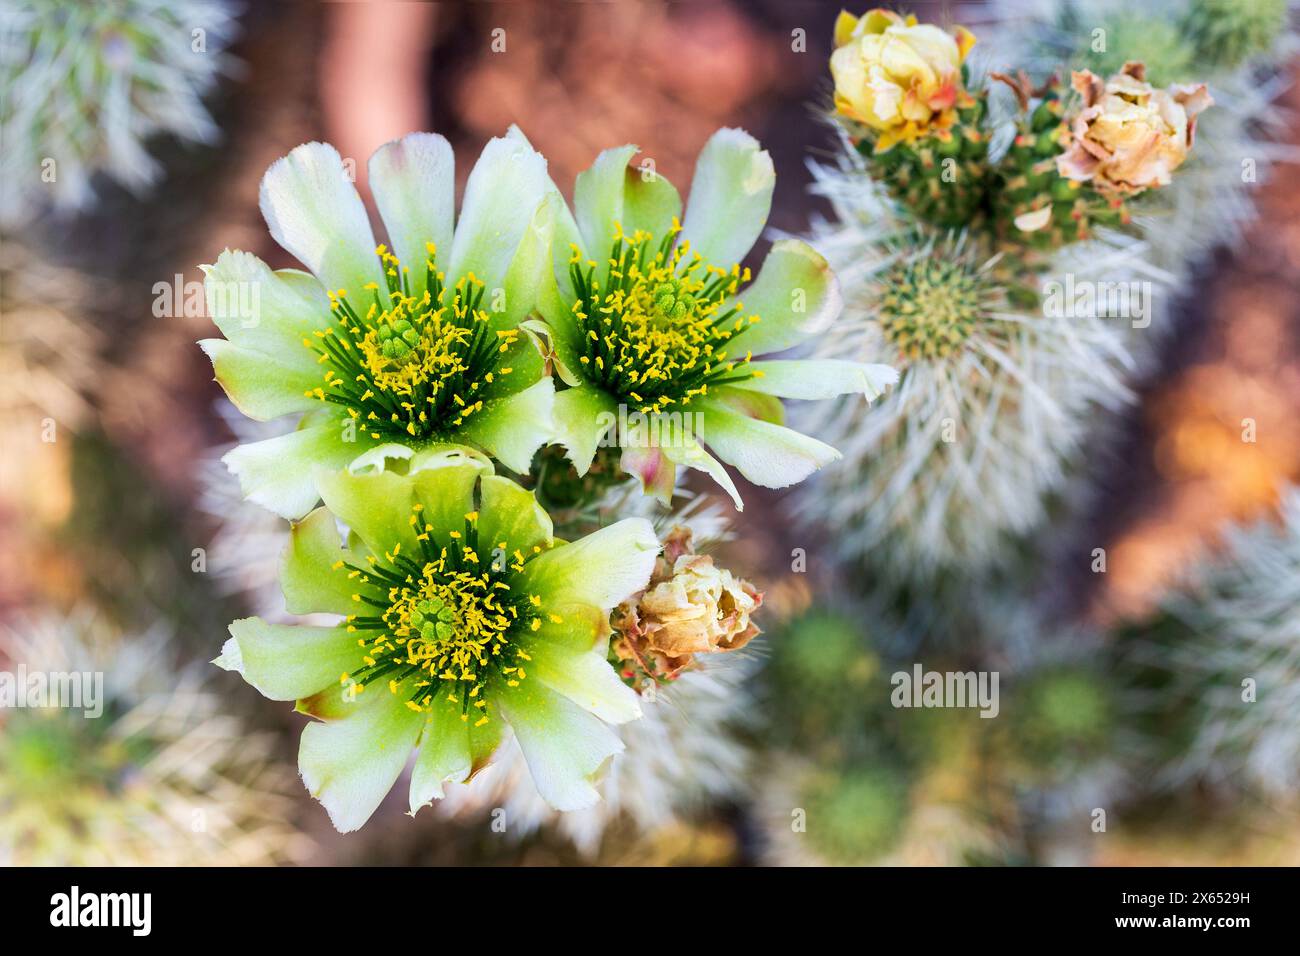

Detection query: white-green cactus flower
xmin=215 ymin=451 xmax=660 ymax=831
xmin=533 ymin=127 xmax=896 ymax=509
xmin=200 ymin=128 xmax=558 ymax=519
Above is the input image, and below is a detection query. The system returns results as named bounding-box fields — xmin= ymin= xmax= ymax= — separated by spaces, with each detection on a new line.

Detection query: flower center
xmin=877 ymin=257 xmax=987 ymax=360
xmin=305 ymin=244 xmax=518 ymax=441
xmin=335 ymin=504 xmax=553 ymax=725
xmin=567 ymin=224 xmax=760 ymax=415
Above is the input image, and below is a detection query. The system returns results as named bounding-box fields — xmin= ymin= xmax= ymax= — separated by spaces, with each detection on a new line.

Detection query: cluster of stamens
xmin=568 ymin=221 xmax=760 ymax=415
xmin=334 ymin=503 xmax=557 ymax=725
xmin=304 ymin=244 xmax=517 ymax=441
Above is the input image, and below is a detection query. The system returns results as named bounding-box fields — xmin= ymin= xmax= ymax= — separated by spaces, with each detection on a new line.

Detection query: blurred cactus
xmin=764 ymin=607 xmax=885 ymax=746
xmin=1071 ymin=10 xmax=1197 ymax=84
xmin=1006 ymin=666 xmax=1116 ymax=776
xmin=0 ymin=0 xmax=239 ymax=224
xmin=1183 ymin=0 xmax=1290 ymax=69
xmin=761 ymin=757 xmax=911 ymax=865
xmin=792 ymin=219 xmax=1135 ymax=577
xmin=1119 ymin=491 xmax=1300 ymax=798
xmin=0 ymin=610 xmax=310 ymax=865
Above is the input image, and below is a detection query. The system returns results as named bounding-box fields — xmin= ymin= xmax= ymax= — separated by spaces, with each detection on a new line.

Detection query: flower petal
xmin=574 ymin=144 xmax=682 ymax=264
xmin=408 ymin=697 xmax=472 ymax=812
xmin=678 ymin=128 xmax=774 ymax=267
xmin=199 ymin=338 xmax=320 ymax=421
xmin=224 ymin=417 xmax=377 ymax=520
xmin=529 ymin=278 xmax=587 ymax=386
xmin=369 ymin=132 xmax=455 ymax=299
xmin=552 ymin=385 xmax=618 ymax=475
xmin=620 ymin=443 xmax=677 ymax=504
xmin=409 ymin=446 xmax=497 ymax=535
xmin=492 ymin=191 xmax=558 ymax=329
xmin=448 ymin=126 xmax=551 ymax=290
xmin=493 ymin=678 xmax=624 ymax=811
xmin=724 ymin=239 xmax=843 ymax=358
xmin=699 ymin=403 xmax=840 ymax=489
xmin=476 ymin=474 xmax=553 ymax=557
xmin=519 ymin=517 xmax=659 ymax=610
xmin=744 ymin=359 xmax=898 ymax=400
xmin=479 ymin=329 xmax=546 ymax=401
xmin=660 ymin=434 xmax=744 ymax=510
xmin=299 ymin=689 xmax=424 ymax=832
xmin=221 ymin=617 xmax=359 ymax=701
xmin=459 ymin=376 xmax=554 ymax=474
xmin=528 ymin=642 xmax=641 ymax=724
xmin=259 ymin=141 xmax=381 ymax=298
xmin=315 ymin=453 xmax=484 ymax=559
xmin=528 ymin=600 xmax=607 ymax=653
xmin=202 ymin=249 xmax=331 ymax=366
xmin=281 ymin=507 xmax=358 ymax=616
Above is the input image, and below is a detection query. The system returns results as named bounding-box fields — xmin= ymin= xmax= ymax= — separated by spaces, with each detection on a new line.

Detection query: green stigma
xmin=305 ymin=243 xmax=518 ymax=442
xmin=567 ymin=224 xmax=761 ymax=415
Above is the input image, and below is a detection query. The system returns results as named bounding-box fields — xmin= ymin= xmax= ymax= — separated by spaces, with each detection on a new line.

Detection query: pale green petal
xmin=259 ymin=141 xmax=381 ymax=298
xmin=202 ymin=249 xmax=331 ymax=366
xmin=660 ymin=434 xmax=743 ymax=510
xmin=744 ymin=359 xmax=898 ymax=400
xmin=222 ymin=617 xmax=358 ymax=701
xmin=622 ymin=161 xmax=682 ymax=243
xmin=224 ymin=417 xmax=378 ymax=520
xmin=552 ymin=385 xmax=618 ymax=475
xmin=281 ymin=507 xmax=359 ymax=616
xmin=448 ymin=126 xmax=551 ymax=290
xmin=299 ymin=690 xmax=424 ymax=833
xmin=408 ymin=697 xmax=471 ymax=811
xmin=408 ymin=446 xmax=496 ymax=537
xmin=492 ymin=191 xmax=557 ymax=328
xmin=527 ymin=276 xmax=587 ymax=387
xmin=706 ymin=385 xmax=785 ymax=424
xmin=459 ymin=376 xmax=554 ymax=474
xmin=528 ymin=642 xmax=641 ymax=724
xmin=316 ymin=457 xmax=481 ymax=559
xmin=519 ymin=517 xmax=659 ymax=611
xmin=574 ymin=144 xmax=681 ymax=269
xmin=409 ymin=695 xmax=506 ymax=812
xmin=369 ymin=133 xmax=455 ymax=298
xmin=493 ymin=678 xmax=624 ymax=811
xmin=724 ymin=239 xmax=843 ymax=358
xmin=699 ymin=402 xmax=840 ymax=489
xmin=476 ymin=474 xmax=553 ymax=556
xmin=199 ymin=338 xmax=320 ymax=421
xmin=527 ymin=600 xmax=607 ymax=653
xmin=678 ymin=127 xmax=774 ymax=267
xmin=479 ymin=330 xmax=546 ymax=401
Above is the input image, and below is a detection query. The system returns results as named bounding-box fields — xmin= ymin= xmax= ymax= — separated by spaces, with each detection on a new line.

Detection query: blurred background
xmin=2 ymin=0 xmax=1298 ymax=866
